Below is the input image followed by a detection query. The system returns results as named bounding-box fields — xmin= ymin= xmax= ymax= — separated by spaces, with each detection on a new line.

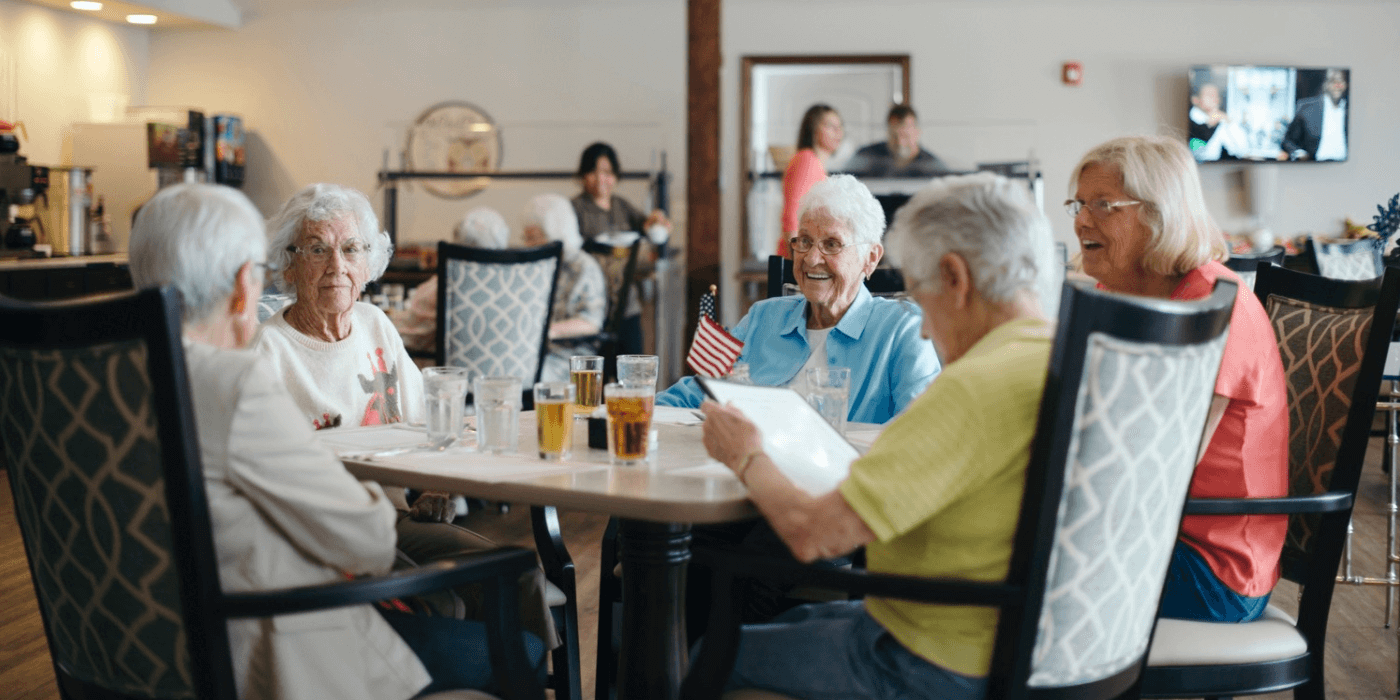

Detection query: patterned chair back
xmin=436 ymin=240 xmax=563 ymax=386
xmin=1309 ymin=236 xmax=1383 ymax=280
xmin=996 ymin=280 xmax=1235 ymax=697
xmin=1254 ymin=264 xmax=1400 ymax=579
xmin=583 ymin=237 xmax=642 ymax=336
xmin=0 ymin=288 xmax=229 ymax=699
xmin=256 ymin=292 xmax=295 ymax=323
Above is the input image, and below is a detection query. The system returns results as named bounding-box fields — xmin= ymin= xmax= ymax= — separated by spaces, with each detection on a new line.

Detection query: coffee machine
xmin=0 ymin=122 xmax=49 ymax=251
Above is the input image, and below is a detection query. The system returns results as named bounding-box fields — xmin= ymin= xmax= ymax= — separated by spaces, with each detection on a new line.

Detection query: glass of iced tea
xmin=604 ymin=382 xmax=655 ymax=466
xmin=534 ymin=382 xmax=576 ymax=461
xmin=570 ymin=355 xmax=604 ymax=417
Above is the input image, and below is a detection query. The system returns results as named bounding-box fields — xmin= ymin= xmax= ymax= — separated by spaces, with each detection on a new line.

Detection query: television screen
xmin=1188 ymin=65 xmax=1349 ymax=163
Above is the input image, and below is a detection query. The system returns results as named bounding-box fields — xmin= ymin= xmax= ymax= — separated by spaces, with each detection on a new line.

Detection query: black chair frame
xmin=681 ymin=279 xmax=1238 ymax=700
xmin=1 ymin=288 xmax=544 ymax=700
xmin=570 ymin=237 xmax=643 ymax=380
xmin=1142 ymin=264 xmax=1400 ymax=700
xmin=766 ymin=254 xmax=903 ymax=300
xmin=1224 ymin=246 xmax=1287 ymax=275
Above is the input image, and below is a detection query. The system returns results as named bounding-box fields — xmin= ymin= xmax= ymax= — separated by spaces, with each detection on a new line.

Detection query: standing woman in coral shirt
xmin=778 ymin=104 xmax=844 ymax=256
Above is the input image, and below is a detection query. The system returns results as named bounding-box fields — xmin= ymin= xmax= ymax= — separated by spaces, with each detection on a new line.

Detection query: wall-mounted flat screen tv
xmin=1188 ymin=65 xmax=1349 ymax=163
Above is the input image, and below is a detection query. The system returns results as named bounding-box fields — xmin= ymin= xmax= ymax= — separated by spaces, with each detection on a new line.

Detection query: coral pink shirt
xmin=1173 ymin=260 xmax=1289 ymax=597
xmin=778 ymin=148 xmax=826 ymax=257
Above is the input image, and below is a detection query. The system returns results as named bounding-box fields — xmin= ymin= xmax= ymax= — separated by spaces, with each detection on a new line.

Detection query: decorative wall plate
xmin=404 ymin=101 xmax=502 ymax=198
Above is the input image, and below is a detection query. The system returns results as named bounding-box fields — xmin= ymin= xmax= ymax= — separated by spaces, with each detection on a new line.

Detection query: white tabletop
xmin=322 ymin=408 xmax=885 ymax=525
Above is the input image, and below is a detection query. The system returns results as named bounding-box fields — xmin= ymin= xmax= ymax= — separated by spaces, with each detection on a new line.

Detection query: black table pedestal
xmin=617 ymin=519 xmax=692 ymax=700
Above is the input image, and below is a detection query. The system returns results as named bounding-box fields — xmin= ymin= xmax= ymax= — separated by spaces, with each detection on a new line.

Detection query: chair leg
xmin=531 ymin=505 xmax=581 ymax=700
xmin=595 ymin=517 xmax=621 ymax=700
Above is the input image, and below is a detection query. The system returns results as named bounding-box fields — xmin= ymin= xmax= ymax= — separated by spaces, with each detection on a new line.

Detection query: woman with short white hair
xmin=521 ymin=193 xmax=607 ymax=382
xmin=129 ymin=183 xmax=543 ymax=699
xmin=396 ymin=206 xmax=512 ymax=352
xmin=658 ymin=174 xmax=940 ymax=423
xmin=698 ymin=172 xmax=1053 ymax=699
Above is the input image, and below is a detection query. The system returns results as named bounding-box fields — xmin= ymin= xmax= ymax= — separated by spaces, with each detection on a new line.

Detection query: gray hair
xmin=886 ymin=172 xmax=1049 ymax=304
xmin=1069 ymin=135 xmax=1227 ymax=276
xmin=454 ymin=207 xmax=510 ymax=249
xmin=129 ymin=183 xmax=267 ymax=323
xmin=797 ymin=174 xmax=886 ymax=245
xmin=265 ymin=183 xmax=392 ymax=295
xmin=520 ymin=193 xmax=582 ymax=255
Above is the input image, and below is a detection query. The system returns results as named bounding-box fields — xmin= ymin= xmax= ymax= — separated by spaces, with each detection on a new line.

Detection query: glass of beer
xmin=604 ymin=382 xmax=655 ymax=466
xmin=570 ymin=355 xmax=604 ymax=417
xmin=473 ymin=375 xmax=521 ymax=454
xmin=617 ymin=354 xmax=660 ymax=389
xmin=423 ymin=367 xmax=470 ymax=448
xmin=534 ymin=381 xmax=576 ymax=461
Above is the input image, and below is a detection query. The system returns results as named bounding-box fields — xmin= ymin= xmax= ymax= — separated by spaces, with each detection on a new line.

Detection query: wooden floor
xmin=4 ymin=438 xmax=1400 ymax=700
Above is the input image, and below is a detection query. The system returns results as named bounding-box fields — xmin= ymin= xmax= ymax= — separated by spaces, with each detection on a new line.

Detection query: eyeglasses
xmin=286 ymin=242 xmax=368 ymax=264
xmin=788 ymin=236 xmax=866 ymax=256
xmin=1064 ymin=199 xmax=1142 ymax=218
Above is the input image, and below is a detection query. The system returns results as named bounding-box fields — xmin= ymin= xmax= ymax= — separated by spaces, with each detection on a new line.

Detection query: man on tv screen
xmin=1279 ymin=68 xmax=1348 ymax=162
xmin=844 ymin=105 xmax=950 ymax=177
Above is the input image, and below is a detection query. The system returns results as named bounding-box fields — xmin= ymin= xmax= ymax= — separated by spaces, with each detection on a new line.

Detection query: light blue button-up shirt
xmin=658 ymin=286 xmax=941 ymax=424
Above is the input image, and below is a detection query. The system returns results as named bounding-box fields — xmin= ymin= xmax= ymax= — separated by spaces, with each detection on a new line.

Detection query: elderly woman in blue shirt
xmin=658 ymin=174 xmax=940 ymax=424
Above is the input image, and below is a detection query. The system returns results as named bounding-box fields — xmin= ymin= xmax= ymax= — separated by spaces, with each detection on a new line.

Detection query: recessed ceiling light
xmin=70 ymin=1 xmax=103 ymax=10
xmin=126 ymin=14 xmax=158 ymax=24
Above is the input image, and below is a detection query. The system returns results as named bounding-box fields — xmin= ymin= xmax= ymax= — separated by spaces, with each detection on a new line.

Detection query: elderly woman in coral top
xmin=1069 ymin=135 xmax=1289 ymax=622
xmin=778 ymin=103 xmax=844 ymax=257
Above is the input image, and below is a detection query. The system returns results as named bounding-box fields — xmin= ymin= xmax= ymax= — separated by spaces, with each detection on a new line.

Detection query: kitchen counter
xmin=0 ymin=253 xmax=128 ymax=272
xmin=0 ymin=254 xmax=132 ymax=300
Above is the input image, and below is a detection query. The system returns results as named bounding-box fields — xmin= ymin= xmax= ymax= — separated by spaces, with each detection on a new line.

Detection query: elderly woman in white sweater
xmin=128 ymin=182 xmax=543 ymax=698
xmin=254 ymin=182 xmax=559 ymax=648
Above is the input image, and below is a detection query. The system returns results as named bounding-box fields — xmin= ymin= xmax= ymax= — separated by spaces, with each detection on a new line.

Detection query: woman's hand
xmin=408 ymin=491 xmax=457 ymax=523
xmin=700 ymin=401 xmax=764 ymax=474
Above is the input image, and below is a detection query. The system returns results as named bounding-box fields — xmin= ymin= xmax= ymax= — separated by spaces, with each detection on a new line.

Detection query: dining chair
xmin=1141 ymin=264 xmax=1400 ymax=700
xmin=435 ymin=240 xmax=563 ymax=401
xmin=765 ymin=254 xmax=905 ymax=300
xmin=681 ymin=278 xmax=1240 ymax=700
xmin=0 ymin=286 xmax=544 ymax=700
xmin=1307 ymin=236 xmax=1383 ymax=281
xmin=1225 ymin=246 xmax=1287 ymax=290
xmin=573 ymin=236 xmax=642 ymax=379
xmin=255 ymin=291 xmax=295 ymax=322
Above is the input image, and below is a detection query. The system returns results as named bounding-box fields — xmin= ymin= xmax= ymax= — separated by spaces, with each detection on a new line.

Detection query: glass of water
xmin=473 ymin=375 xmax=521 ymax=454
xmin=423 ymin=367 xmax=470 ymax=448
xmin=805 ymin=366 xmax=850 ymax=436
xmin=617 ymin=354 xmax=659 ymax=389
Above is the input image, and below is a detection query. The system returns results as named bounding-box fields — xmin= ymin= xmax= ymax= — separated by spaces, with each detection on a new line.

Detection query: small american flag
xmin=687 ymin=286 xmax=744 ymax=378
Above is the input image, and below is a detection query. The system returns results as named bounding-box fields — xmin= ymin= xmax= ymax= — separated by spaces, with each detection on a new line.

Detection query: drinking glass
xmin=727 ymin=361 xmax=752 ymax=385
xmin=423 ymin=367 xmax=470 ymax=448
xmin=570 ymin=355 xmax=604 ymax=417
xmin=605 ymin=382 xmax=655 ymax=466
xmin=805 ymin=366 xmax=850 ymax=436
xmin=534 ymin=381 xmax=576 ymax=461
xmin=617 ymin=354 xmax=659 ymax=389
xmin=473 ymin=375 xmax=521 ymax=454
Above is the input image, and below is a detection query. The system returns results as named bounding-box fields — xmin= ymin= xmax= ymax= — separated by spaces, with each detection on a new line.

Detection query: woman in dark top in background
xmin=570 ymin=141 xmax=672 ymax=353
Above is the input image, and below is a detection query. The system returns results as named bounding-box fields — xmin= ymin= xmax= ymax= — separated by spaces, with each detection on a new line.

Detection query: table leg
xmin=616 ymin=519 xmax=692 ymax=700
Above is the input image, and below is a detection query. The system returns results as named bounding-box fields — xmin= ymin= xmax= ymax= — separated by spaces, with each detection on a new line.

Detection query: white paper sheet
xmin=698 ymin=378 xmax=859 ymax=496
xmin=653 ymin=405 xmax=705 ymax=426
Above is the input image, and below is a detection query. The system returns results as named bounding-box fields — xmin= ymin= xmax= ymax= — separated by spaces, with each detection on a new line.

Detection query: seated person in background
xmin=394 ymin=206 xmax=510 ymax=353
xmin=844 ymin=104 xmax=951 ymax=177
xmin=129 ymin=183 xmax=544 ymax=699
xmin=698 ymin=172 xmax=1053 ymax=700
xmin=571 ymin=141 xmax=672 ymax=354
xmin=254 ymin=183 xmax=559 ymax=648
xmin=658 ymin=174 xmax=940 ymax=424
xmin=523 ymin=193 xmax=608 ymax=382
xmin=1069 ymin=135 xmax=1287 ymax=622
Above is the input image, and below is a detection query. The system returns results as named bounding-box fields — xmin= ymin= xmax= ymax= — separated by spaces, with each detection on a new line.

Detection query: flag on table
xmin=687 ymin=286 xmax=744 ymax=378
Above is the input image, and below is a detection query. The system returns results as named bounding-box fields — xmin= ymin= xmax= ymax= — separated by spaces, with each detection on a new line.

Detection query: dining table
xmin=317 ymin=406 xmax=884 ymax=700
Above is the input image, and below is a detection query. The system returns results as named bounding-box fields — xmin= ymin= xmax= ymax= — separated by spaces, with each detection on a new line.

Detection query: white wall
xmin=145 ymin=1 xmax=687 ymax=249
xmin=721 ymin=0 xmax=1400 ymax=321
xmin=0 ymin=0 xmax=148 ymax=166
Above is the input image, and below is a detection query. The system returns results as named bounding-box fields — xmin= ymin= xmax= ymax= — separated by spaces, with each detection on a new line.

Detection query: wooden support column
xmin=686 ymin=0 xmax=721 ymax=339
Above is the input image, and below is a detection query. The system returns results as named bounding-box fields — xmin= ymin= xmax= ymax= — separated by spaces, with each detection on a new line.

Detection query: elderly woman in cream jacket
xmin=128 ymin=183 xmax=542 ymax=699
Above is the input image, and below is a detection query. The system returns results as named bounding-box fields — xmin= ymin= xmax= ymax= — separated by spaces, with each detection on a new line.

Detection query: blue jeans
xmin=708 ymin=600 xmax=987 ymax=700
xmin=1159 ymin=540 xmax=1270 ymax=622
xmin=379 ymin=609 xmax=546 ymax=695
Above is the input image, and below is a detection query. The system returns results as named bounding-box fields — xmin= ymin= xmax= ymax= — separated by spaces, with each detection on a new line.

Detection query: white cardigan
xmin=184 ymin=340 xmax=431 ymax=700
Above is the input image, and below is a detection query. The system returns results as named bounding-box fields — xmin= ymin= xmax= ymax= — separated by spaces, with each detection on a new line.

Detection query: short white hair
xmin=129 ymin=183 xmax=267 ymax=323
xmin=797 ymin=174 xmax=886 ymax=245
xmin=454 ymin=207 xmax=509 ymax=249
xmin=520 ymin=193 xmax=582 ymax=255
xmin=265 ymin=183 xmax=392 ymax=295
xmin=886 ymin=172 xmax=1050 ymax=304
